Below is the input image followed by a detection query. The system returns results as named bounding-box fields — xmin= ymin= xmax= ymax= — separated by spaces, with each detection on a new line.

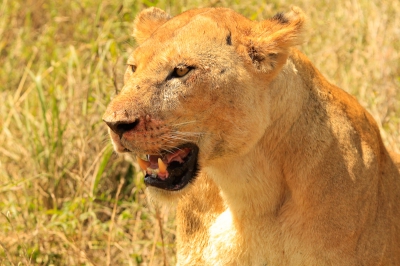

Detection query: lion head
xmin=103 ymin=7 xmax=305 ymax=197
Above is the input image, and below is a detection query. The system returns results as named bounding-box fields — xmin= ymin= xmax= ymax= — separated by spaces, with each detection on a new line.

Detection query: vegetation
xmin=0 ymin=0 xmax=398 ymax=265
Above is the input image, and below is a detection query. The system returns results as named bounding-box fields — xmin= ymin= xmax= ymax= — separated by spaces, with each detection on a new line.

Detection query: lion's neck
xmin=204 ymin=146 xmax=287 ymax=220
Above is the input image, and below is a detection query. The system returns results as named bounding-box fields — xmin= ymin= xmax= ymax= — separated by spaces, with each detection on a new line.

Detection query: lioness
xmin=103 ymin=6 xmax=400 ymax=265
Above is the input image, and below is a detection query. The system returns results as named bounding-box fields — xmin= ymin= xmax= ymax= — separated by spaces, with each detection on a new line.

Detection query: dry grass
xmin=0 ymin=0 xmax=399 ymax=265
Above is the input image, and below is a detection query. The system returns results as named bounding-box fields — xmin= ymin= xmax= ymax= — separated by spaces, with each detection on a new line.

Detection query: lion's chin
xmin=145 ymin=183 xmax=194 ymax=205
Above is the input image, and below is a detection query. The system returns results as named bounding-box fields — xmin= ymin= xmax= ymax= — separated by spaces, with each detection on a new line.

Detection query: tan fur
xmin=103 ymin=7 xmax=400 ymax=265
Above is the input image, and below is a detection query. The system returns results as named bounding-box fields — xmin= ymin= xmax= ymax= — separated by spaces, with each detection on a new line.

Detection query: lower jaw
xmin=144 ymin=173 xmax=188 ymax=191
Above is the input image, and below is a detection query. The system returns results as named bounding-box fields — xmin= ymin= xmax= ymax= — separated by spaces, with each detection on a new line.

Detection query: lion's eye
xmin=129 ymin=65 xmax=137 ymax=73
xmin=173 ymin=66 xmax=190 ymax=77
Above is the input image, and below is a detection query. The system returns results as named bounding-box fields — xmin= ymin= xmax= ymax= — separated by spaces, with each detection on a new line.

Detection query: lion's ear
xmin=133 ymin=7 xmax=171 ymax=45
xmin=247 ymin=6 xmax=306 ymax=73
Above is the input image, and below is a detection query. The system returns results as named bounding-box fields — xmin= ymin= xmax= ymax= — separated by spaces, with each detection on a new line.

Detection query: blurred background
xmin=0 ymin=0 xmax=399 ymax=265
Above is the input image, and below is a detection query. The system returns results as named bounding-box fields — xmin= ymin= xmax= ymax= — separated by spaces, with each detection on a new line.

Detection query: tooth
xmin=158 ymin=158 xmax=167 ymax=174
xmin=137 ymin=156 xmax=150 ymax=171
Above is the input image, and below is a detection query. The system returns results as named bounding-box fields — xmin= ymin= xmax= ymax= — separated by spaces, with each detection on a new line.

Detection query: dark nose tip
xmin=104 ymin=119 xmax=139 ymax=138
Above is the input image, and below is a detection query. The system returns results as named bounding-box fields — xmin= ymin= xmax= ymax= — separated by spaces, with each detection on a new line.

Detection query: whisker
xmin=160 ymin=145 xmax=184 ymax=154
xmin=171 ymin=120 xmax=197 ymax=127
xmin=160 ymin=147 xmax=175 ymax=154
xmin=172 ymin=130 xmax=213 ymax=136
xmin=168 ymin=134 xmax=197 ymax=140
xmin=160 ymin=142 xmax=183 ymax=148
xmin=164 ymin=136 xmax=193 ymax=143
xmin=172 ymin=132 xmax=203 ymax=136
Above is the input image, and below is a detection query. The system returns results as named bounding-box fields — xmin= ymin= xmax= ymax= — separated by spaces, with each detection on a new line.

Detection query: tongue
xmin=148 ymin=148 xmax=191 ymax=168
xmin=166 ymin=148 xmax=191 ymax=163
xmin=148 ymin=155 xmax=160 ymax=169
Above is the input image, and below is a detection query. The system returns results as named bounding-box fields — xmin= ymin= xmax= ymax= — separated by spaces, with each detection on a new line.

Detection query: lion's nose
xmin=104 ymin=119 xmax=140 ymax=138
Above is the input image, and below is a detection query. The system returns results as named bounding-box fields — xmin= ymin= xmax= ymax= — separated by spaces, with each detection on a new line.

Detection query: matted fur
xmin=103 ymin=7 xmax=400 ymax=265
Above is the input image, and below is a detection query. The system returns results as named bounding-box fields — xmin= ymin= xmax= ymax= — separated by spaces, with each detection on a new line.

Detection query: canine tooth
xmin=158 ymin=158 xmax=167 ymax=174
xmin=137 ymin=156 xmax=150 ymax=171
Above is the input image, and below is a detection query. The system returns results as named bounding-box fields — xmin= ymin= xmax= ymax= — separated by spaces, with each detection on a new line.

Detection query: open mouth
xmin=136 ymin=143 xmax=199 ymax=191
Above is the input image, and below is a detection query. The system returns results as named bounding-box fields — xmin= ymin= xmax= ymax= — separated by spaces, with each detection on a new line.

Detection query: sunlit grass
xmin=0 ymin=0 xmax=399 ymax=265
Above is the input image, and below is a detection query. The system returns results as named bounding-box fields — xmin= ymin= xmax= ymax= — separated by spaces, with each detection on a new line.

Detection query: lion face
xmin=103 ymin=7 xmax=304 ymax=193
